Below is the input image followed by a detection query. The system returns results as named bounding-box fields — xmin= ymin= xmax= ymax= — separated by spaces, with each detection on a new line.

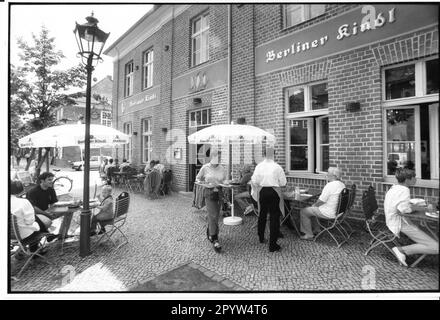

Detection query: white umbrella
xmin=187 ymin=124 xmax=275 ymax=145
xmin=188 ymin=123 xmax=275 ymax=226
xmin=18 ymin=124 xmax=130 ymax=148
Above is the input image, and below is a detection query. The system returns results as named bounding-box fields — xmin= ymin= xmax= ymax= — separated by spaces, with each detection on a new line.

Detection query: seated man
xmin=26 ymin=172 xmax=59 ymax=232
xmin=119 ymin=158 xmax=130 ymax=172
xmin=10 ymin=180 xmax=57 ymax=251
xmin=384 ymin=168 xmax=438 ymax=267
xmin=299 ymin=167 xmax=346 ymax=240
xmin=234 ymin=164 xmax=255 ymax=215
xmin=90 ymin=185 xmax=114 ymax=235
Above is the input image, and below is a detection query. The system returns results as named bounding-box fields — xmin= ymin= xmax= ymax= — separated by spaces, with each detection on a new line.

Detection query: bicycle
xmin=15 ymin=168 xmax=73 ymax=197
xmin=52 ymin=169 xmax=73 ymax=196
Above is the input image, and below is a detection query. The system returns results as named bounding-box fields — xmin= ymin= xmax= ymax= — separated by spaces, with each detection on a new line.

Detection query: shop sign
xmin=256 ymin=5 xmax=438 ymax=76
xmin=120 ymin=86 xmax=160 ymax=114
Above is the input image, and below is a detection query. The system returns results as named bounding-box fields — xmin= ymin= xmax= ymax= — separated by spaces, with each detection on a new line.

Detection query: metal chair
xmin=362 ymin=186 xmax=399 ymax=258
xmin=159 ymin=169 xmax=173 ymax=196
xmin=339 ymin=184 xmax=357 ymax=239
xmin=314 ymin=188 xmax=350 ymax=247
xmin=16 ymin=171 xmax=37 ymax=197
xmin=94 ymin=192 xmax=130 ymax=249
xmin=9 ymin=214 xmax=53 ymax=280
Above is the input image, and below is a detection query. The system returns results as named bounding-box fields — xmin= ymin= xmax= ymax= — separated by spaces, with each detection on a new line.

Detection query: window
xmin=189 ymin=108 xmax=211 ymax=128
xmin=101 ymin=110 xmax=112 ymax=127
xmin=123 ymin=122 xmax=132 ymax=162
xmin=142 ymin=118 xmax=152 ymax=163
xmin=143 ymin=49 xmax=154 ymax=89
xmin=383 ymin=58 xmax=439 ymax=181
xmin=286 ymin=82 xmax=329 ymax=173
xmin=284 ymin=4 xmax=325 ymax=28
xmin=191 ymin=12 xmax=209 ymax=66
xmin=124 ymin=61 xmax=134 ymax=97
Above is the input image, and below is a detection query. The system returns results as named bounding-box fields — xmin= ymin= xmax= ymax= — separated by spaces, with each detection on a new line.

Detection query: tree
xmin=11 ymin=25 xmax=87 ymax=174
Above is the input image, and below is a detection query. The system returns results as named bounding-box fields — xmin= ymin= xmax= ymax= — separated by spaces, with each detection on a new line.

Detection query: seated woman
xmin=91 ymin=185 xmax=114 ymax=235
xmin=144 ymin=160 xmax=156 ymax=174
xmin=10 ymin=180 xmax=58 ymax=250
xmin=234 ymin=164 xmax=255 ymax=215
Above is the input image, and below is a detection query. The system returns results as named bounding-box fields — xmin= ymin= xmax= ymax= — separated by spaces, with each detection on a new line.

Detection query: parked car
xmin=71 ymin=155 xmax=111 ymax=171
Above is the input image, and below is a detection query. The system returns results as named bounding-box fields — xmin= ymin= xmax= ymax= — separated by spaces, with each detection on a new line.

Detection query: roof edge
xmin=103 ymin=4 xmax=160 ymax=55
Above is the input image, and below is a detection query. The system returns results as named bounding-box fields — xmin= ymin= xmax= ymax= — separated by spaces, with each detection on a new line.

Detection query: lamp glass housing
xmin=74 ymin=14 xmax=110 ymax=66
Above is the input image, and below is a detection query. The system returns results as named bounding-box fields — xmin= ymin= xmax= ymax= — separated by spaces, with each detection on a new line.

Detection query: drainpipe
xmin=169 ymin=6 xmax=175 ymax=170
xmin=228 ymin=4 xmax=233 ymax=180
xmin=252 ymin=4 xmax=256 ymax=126
xmin=114 ymin=46 xmax=120 ymax=159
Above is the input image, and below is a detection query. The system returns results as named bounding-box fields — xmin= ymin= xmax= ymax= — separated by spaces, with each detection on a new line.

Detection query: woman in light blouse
xmin=195 ymin=148 xmax=226 ymax=252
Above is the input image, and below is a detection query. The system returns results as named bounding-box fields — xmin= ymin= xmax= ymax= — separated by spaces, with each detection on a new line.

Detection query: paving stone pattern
xmin=10 ymin=190 xmax=438 ymax=292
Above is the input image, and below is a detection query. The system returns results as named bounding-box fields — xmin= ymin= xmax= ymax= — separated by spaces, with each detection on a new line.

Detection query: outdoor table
xmin=282 ymin=189 xmax=321 ymax=236
xmin=219 ymin=183 xmax=243 ymax=225
xmin=48 ymin=200 xmax=100 ymax=253
xmin=400 ymin=210 xmax=439 ymax=267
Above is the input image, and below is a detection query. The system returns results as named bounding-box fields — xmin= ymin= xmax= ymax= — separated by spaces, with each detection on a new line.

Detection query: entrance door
xmin=188 ymin=108 xmax=211 ymax=191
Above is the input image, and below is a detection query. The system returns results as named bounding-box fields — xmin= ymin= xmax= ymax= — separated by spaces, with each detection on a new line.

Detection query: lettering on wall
xmin=265 ymin=5 xmax=396 ymax=64
xmin=120 ymin=87 xmax=160 ymax=114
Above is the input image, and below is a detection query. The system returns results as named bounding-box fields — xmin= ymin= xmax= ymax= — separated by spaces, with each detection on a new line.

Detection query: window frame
xmin=141 ymin=118 xmax=152 ymax=164
xmin=142 ymin=48 xmax=154 ymax=90
xmin=124 ymin=61 xmax=134 ymax=97
xmin=101 ymin=110 xmax=112 ymax=127
xmin=285 ymin=81 xmax=329 ymax=175
xmin=123 ymin=122 xmax=132 ymax=162
xmin=283 ymin=4 xmax=326 ymax=29
xmin=189 ymin=107 xmax=212 ymax=128
xmin=382 ymin=56 xmax=439 ymax=183
xmin=191 ymin=11 xmax=210 ymax=67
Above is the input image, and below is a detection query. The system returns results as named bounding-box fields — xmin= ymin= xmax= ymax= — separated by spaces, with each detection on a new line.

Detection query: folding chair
xmin=339 ymin=184 xmax=357 ymax=239
xmin=159 ymin=170 xmax=173 ymax=196
xmin=94 ymin=192 xmax=130 ymax=249
xmin=147 ymin=170 xmax=162 ymax=199
xmin=16 ymin=171 xmax=36 ymax=197
xmin=362 ymin=186 xmax=400 ymax=258
xmin=314 ymin=188 xmax=350 ymax=247
xmin=125 ymin=168 xmax=142 ymax=193
xmin=9 ymin=214 xmax=53 ymax=280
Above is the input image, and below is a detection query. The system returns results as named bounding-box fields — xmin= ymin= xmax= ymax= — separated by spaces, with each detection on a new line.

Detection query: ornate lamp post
xmin=74 ymin=13 xmax=110 ymax=257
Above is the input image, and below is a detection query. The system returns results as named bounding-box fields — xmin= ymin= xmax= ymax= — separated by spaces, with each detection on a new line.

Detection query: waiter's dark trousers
xmin=258 ymin=187 xmax=281 ymax=248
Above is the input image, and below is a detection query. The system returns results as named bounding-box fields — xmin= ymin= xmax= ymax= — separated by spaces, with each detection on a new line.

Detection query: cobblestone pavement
xmin=10 ymin=189 xmax=439 ymax=292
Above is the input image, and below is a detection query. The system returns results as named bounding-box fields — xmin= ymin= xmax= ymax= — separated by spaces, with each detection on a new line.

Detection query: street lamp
xmin=74 ymin=12 xmax=110 ymax=257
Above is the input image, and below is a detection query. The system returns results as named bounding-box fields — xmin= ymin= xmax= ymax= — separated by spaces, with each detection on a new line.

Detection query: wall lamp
xmin=345 ymin=101 xmax=361 ymax=112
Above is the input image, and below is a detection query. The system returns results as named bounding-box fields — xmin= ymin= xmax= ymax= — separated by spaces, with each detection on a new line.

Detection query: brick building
xmin=53 ymin=76 xmax=113 ymax=166
xmin=105 ymin=4 xmax=438 ymax=216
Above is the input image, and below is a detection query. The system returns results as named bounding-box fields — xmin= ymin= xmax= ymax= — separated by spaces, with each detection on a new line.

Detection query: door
xmin=188 ymin=108 xmax=212 ymax=191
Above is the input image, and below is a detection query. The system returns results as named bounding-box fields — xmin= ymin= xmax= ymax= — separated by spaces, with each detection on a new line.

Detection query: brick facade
xmin=107 ymin=4 xmax=439 ymax=218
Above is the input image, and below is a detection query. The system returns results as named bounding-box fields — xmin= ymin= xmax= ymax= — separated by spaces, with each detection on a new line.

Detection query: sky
xmin=9 ymin=3 xmax=154 ymax=84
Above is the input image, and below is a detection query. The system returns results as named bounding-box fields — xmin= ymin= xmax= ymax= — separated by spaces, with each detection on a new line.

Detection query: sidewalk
xmin=10 ymin=188 xmax=438 ymax=292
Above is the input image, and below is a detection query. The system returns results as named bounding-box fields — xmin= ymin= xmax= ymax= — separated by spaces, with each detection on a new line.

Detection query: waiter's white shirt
xmin=251 ymin=159 xmax=287 ymax=187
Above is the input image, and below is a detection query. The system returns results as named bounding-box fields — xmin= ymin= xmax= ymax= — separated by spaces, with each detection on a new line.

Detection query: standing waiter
xmin=251 ymin=146 xmax=286 ymax=252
